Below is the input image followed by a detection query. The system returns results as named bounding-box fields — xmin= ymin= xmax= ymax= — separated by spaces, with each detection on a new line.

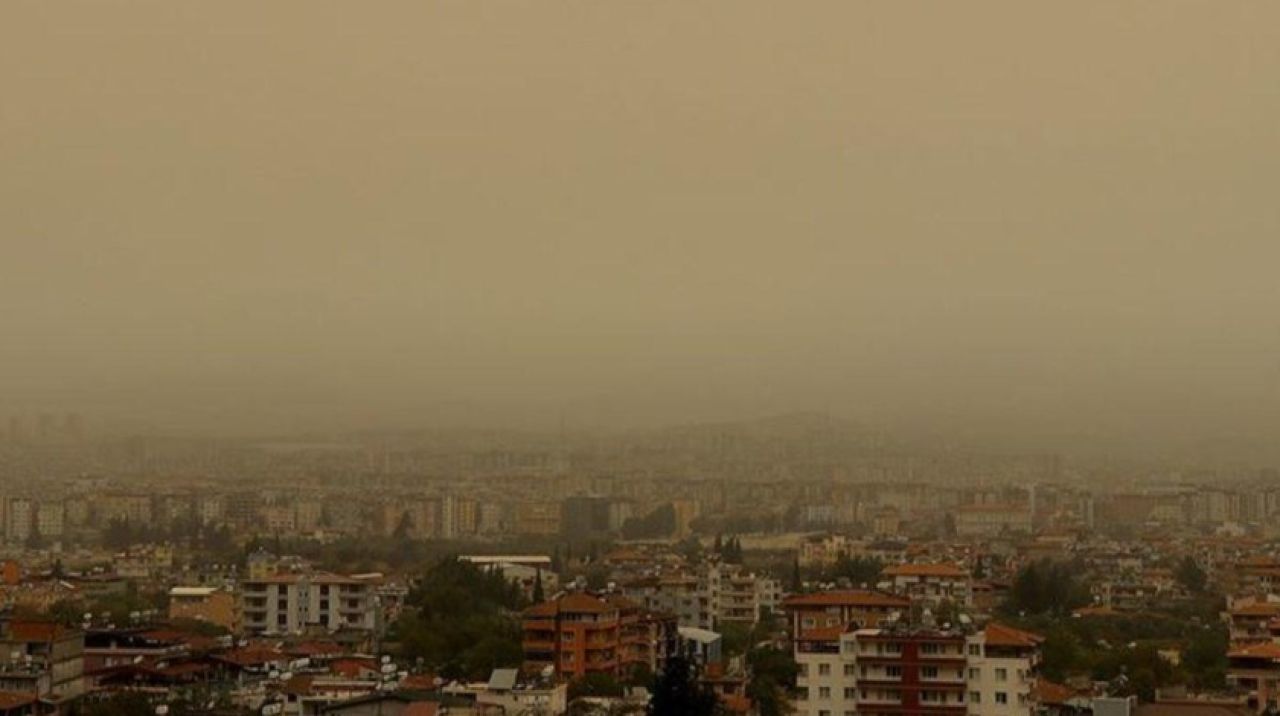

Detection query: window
xmin=819 ymin=687 xmax=831 ymax=699
xmin=845 ymin=664 xmax=857 ymax=676
xmin=968 ymin=668 xmax=980 ymax=680
xmin=819 ymin=663 xmax=831 ymax=676
xmin=969 ymin=644 xmax=982 ymax=656
xmin=818 ymin=711 xmax=830 ymax=716
xmin=845 ymin=687 xmax=857 ymax=699
xmin=799 ymin=664 xmax=809 ymax=677
xmin=922 ymin=666 xmax=938 ymax=679
xmin=970 ymin=692 xmax=981 ymax=704
xmin=995 ymin=668 xmax=1008 ymax=682
xmin=996 ymin=692 xmax=1008 ymax=705
xmin=921 ymin=642 xmax=940 ymax=654
xmin=886 ymin=666 xmax=903 ymax=677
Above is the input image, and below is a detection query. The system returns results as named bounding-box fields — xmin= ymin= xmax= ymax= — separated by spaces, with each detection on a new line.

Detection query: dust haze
xmin=3 ymin=2 xmax=1279 ymax=461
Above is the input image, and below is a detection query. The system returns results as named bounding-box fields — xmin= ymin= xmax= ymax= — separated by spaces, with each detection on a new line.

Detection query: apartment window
xmin=818 ymin=711 xmax=830 ymax=716
xmin=921 ymin=691 xmax=941 ymax=703
xmin=819 ymin=663 xmax=831 ymax=676
xmin=968 ymin=668 xmax=980 ymax=680
xmin=819 ymin=687 xmax=831 ymax=700
xmin=996 ymin=692 xmax=1008 ymax=704
xmin=921 ymin=642 xmax=940 ymax=654
xmin=885 ymin=666 xmax=902 ymax=677
xmin=922 ymin=666 xmax=938 ymax=679
xmin=995 ymin=668 xmax=1008 ymax=682
xmin=799 ymin=664 xmax=809 ymax=677
xmin=562 ymin=632 xmax=575 ymax=642
xmin=969 ymin=644 xmax=982 ymax=657
xmin=844 ymin=664 xmax=857 ymax=677
xmin=970 ymin=692 xmax=981 ymax=704
xmin=845 ymin=687 xmax=857 ymax=699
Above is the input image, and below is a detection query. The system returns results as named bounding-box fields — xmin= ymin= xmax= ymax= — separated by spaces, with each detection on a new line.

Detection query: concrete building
xmin=793 ymin=622 xmax=1043 ymax=716
xmin=965 ymin=623 xmax=1043 ymax=716
xmin=522 ymin=592 xmax=675 ymax=681
xmin=782 ymin=590 xmax=911 ymax=637
xmin=240 ymin=572 xmax=379 ymax=635
xmin=881 ymin=563 xmax=973 ymax=608
xmin=168 ymin=586 xmax=238 ymax=632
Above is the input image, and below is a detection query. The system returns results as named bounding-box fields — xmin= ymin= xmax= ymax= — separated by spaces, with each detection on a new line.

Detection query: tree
xmin=1175 ymin=556 xmax=1208 ymax=594
xmin=648 ymin=655 xmax=717 ymax=716
xmin=392 ymin=511 xmax=413 ymax=541
xmin=393 ymin=558 xmax=525 ymax=680
xmin=533 ymin=567 xmax=546 ymax=603
xmin=82 ymin=692 xmax=155 ymax=716
xmin=1005 ymin=560 xmax=1089 ymax=616
xmin=570 ymin=672 xmax=625 ymax=700
xmin=747 ymin=647 xmax=798 ymax=716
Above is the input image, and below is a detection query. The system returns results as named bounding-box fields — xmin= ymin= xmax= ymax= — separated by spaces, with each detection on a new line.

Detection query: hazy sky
xmin=3 ymin=2 xmax=1279 ymax=454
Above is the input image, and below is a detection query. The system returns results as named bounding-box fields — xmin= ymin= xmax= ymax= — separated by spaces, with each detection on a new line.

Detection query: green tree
xmin=570 ymin=672 xmax=625 ymax=700
xmin=393 ymin=558 xmax=525 ymax=680
xmin=1175 ymin=556 xmax=1207 ymax=594
xmin=532 ymin=568 xmax=546 ymax=603
xmin=748 ymin=647 xmax=798 ymax=716
xmin=648 ymin=655 xmax=717 ymax=716
xmin=82 ymin=692 xmax=155 ymax=716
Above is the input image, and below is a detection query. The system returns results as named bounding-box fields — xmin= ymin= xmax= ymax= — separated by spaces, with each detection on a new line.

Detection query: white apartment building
xmin=622 ymin=560 xmax=781 ymax=630
xmin=36 ymin=503 xmax=64 ymax=539
xmin=881 ymin=563 xmax=974 ymax=608
xmin=965 ymin=623 xmax=1043 ymax=716
xmin=240 ymin=572 xmax=379 ymax=635
xmin=793 ymin=623 xmax=1042 ymax=716
xmin=5 ymin=498 xmax=34 ymax=543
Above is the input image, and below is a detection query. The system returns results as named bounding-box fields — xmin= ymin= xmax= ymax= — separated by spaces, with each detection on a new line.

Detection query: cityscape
xmin=0 ymin=414 xmax=1277 ymax=715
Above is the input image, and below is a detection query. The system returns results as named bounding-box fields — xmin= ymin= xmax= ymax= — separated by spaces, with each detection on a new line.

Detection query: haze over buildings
xmin=3 ymin=2 xmax=1280 ymax=462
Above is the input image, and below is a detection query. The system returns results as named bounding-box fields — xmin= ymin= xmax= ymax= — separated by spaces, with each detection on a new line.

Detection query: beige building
xmin=169 ymin=586 xmax=238 ymax=632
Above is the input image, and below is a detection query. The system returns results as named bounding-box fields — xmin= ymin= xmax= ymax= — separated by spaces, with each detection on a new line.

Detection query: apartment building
xmin=168 ymin=586 xmax=238 ymax=632
xmin=4 ymin=499 xmax=33 ymax=543
xmin=796 ymin=626 xmax=968 ymax=716
xmin=621 ymin=561 xmax=781 ymax=630
xmin=240 ymin=572 xmax=379 ymax=635
xmin=882 ymin=564 xmax=973 ymax=609
xmin=0 ymin=618 xmax=87 ymax=708
xmin=783 ymin=590 xmax=911 ymax=637
xmin=1227 ymin=641 xmax=1280 ymax=712
xmin=965 ymin=623 xmax=1043 ymax=716
xmin=521 ymin=592 xmax=676 ymax=681
xmin=514 ymin=501 xmax=562 ymax=536
xmin=794 ymin=623 xmax=1043 ymax=716
xmin=954 ymin=505 xmax=1033 ymax=538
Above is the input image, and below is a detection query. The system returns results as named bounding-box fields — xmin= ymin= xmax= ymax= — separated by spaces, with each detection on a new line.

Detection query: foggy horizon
xmin=5 ymin=2 xmax=1280 ymax=461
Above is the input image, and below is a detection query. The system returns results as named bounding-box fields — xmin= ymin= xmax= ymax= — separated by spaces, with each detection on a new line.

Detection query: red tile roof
xmin=883 ymin=563 xmax=969 ymax=578
xmin=782 ymin=590 xmax=910 ymax=609
xmin=983 ymin=622 xmax=1044 ymax=648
